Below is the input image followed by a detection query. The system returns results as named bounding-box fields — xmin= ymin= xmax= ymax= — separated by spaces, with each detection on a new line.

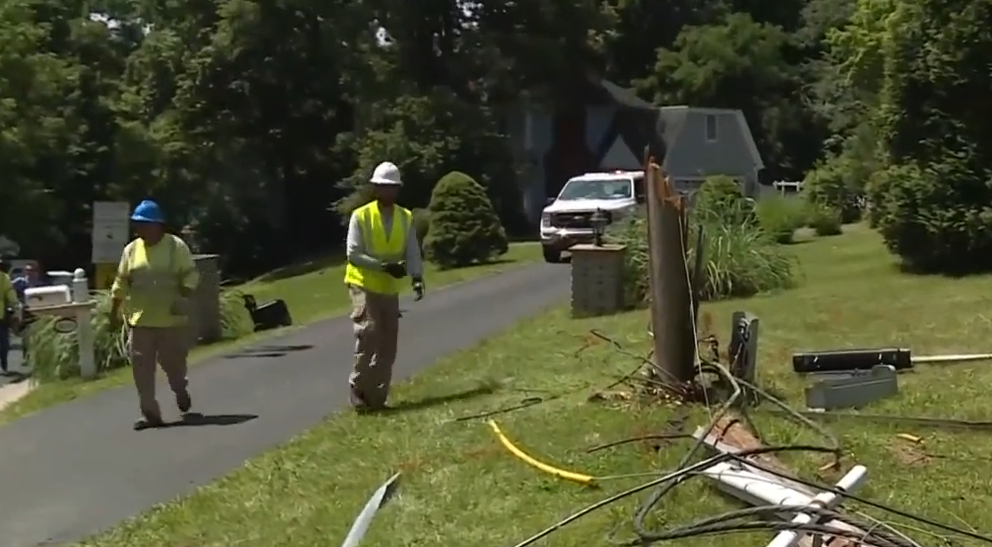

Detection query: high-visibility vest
xmin=120 ymin=233 xmax=190 ymax=326
xmin=344 ymin=202 xmax=412 ymax=295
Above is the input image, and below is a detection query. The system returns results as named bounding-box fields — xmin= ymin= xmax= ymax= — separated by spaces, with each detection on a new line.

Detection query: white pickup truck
xmin=539 ymin=170 xmax=645 ymax=263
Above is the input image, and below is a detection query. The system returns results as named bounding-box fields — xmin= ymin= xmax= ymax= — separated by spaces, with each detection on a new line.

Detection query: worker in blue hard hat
xmin=110 ymin=199 xmax=201 ymax=429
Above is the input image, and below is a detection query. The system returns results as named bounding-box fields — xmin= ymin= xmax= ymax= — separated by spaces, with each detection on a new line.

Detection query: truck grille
xmin=550 ymin=211 xmax=611 ymax=229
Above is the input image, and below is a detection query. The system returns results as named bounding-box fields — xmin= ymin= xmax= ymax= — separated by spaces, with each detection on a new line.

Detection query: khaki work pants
xmin=348 ymin=285 xmax=400 ymax=408
xmin=129 ymin=326 xmax=190 ymax=416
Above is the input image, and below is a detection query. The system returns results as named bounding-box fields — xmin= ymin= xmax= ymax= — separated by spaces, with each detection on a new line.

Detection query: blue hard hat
xmin=131 ymin=200 xmax=165 ymax=223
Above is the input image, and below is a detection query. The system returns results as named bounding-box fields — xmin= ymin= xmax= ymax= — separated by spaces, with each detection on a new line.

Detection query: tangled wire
xmin=490 ymin=215 xmax=992 ymax=547
xmin=504 ymin=335 xmax=992 ymax=547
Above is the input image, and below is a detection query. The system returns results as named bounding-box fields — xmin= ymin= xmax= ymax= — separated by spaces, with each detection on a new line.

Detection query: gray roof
xmin=598 ymin=79 xmax=655 ymax=110
xmin=655 ymin=106 xmax=764 ymax=170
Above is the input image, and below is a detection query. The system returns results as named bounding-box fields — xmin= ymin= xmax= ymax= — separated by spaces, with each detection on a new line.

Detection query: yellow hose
xmin=487 ymin=420 xmax=595 ymax=485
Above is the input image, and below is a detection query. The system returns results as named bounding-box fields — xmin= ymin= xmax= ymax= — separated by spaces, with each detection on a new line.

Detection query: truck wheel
xmin=542 ymin=247 xmax=562 ymax=264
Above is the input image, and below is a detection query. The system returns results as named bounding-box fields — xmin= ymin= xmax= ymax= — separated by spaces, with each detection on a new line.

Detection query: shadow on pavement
xmin=223 ymin=344 xmax=315 ymax=359
xmin=170 ymin=413 xmax=258 ymax=427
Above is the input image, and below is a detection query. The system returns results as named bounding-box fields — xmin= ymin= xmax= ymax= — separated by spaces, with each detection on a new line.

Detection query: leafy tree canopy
xmin=0 ymin=0 xmax=986 ymax=275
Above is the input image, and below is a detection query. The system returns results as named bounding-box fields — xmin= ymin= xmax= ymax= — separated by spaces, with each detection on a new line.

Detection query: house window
xmin=705 ymin=114 xmax=718 ymax=142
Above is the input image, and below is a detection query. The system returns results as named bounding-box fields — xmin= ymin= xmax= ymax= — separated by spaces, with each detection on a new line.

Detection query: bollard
xmin=73 ymin=268 xmax=97 ymax=379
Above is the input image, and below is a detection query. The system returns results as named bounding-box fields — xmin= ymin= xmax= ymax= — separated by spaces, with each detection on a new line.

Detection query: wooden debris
xmin=712 ymin=416 xmax=798 ymax=475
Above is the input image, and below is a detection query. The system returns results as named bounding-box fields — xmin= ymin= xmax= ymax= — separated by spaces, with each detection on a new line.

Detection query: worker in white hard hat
xmin=343 ymin=161 xmax=425 ymax=412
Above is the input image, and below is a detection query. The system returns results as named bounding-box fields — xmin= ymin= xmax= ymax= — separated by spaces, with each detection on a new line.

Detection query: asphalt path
xmin=0 ymin=263 xmax=568 ymax=547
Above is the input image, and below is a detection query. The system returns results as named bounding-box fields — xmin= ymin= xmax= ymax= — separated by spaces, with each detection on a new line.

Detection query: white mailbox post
xmin=24 ymin=268 xmax=99 ymax=379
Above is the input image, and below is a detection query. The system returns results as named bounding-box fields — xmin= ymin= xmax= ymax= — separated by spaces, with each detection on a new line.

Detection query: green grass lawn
xmin=72 ymin=226 xmax=992 ymax=547
xmin=0 ymin=242 xmax=542 ymax=426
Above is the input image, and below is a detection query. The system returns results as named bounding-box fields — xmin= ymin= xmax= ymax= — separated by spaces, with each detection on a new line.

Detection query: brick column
xmin=569 ymin=244 xmax=626 ymax=317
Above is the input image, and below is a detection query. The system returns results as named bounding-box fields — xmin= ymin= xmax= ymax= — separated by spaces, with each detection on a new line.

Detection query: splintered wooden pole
xmin=645 ymin=159 xmax=695 ymax=383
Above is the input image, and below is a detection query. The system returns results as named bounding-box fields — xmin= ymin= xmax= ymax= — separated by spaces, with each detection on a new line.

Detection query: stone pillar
xmin=569 ymin=244 xmax=626 ymax=317
xmin=189 ymin=254 xmax=222 ymax=346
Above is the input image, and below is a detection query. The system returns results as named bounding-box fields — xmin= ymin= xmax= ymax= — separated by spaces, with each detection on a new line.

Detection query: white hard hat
xmin=370 ymin=161 xmax=402 ymax=185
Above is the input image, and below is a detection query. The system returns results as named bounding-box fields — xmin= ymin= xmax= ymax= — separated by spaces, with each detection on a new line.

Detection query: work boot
xmin=176 ymin=390 xmax=192 ymax=414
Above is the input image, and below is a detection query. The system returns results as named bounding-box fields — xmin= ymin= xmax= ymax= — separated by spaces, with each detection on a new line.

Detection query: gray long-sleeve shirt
xmin=346 ymin=207 xmax=424 ymax=279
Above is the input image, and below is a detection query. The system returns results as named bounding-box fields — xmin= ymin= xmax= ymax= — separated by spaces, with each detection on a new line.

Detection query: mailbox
xmin=24 ymin=285 xmax=72 ymax=309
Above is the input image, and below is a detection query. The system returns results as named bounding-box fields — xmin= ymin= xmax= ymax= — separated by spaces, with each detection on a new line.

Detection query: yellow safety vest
xmin=121 ymin=234 xmax=189 ymax=327
xmin=344 ymin=201 xmax=412 ymax=295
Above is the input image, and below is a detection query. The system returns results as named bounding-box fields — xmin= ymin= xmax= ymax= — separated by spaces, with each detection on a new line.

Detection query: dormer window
xmin=705 ymin=114 xmax=718 ymax=142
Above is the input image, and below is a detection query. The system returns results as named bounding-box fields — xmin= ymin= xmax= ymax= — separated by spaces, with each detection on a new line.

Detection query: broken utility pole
xmin=644 ymin=157 xmax=695 ymax=383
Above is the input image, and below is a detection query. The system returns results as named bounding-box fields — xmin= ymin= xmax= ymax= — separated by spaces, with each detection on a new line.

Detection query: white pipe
xmin=701 ymin=462 xmax=867 ymax=547
xmin=702 ymin=463 xmax=813 ymax=507
xmin=765 ymin=465 xmax=867 ymax=547
xmin=694 ymin=428 xmax=870 ymax=546
xmin=692 ymin=429 xmax=818 ymax=496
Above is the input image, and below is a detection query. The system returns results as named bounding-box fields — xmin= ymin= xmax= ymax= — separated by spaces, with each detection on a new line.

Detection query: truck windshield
xmin=557 ymin=178 xmax=632 ymax=201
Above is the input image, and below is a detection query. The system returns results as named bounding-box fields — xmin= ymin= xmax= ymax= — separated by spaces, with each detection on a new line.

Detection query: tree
xmin=423 ymin=171 xmax=508 ymax=269
xmin=11 ymin=0 xmax=981 ymax=279
xmin=0 ymin=0 xmax=85 ymax=255
xmin=802 ymin=159 xmax=862 ymax=224
xmin=335 ymin=89 xmax=522 ymax=232
xmin=805 ymin=0 xmax=894 ymax=165
xmin=870 ymin=0 xmax=992 ymax=273
xmin=640 ymin=13 xmax=824 ymax=181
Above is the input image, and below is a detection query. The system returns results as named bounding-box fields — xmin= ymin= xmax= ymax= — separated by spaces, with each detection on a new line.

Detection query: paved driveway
xmin=0 ymin=264 xmax=568 ymax=547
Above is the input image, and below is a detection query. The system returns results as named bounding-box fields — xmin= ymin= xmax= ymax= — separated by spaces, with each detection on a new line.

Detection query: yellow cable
xmin=487 ymin=420 xmax=595 ymax=485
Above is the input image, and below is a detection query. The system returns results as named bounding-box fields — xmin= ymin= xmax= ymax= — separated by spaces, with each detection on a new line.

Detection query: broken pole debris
xmin=693 ymin=417 xmax=870 ymax=547
xmin=793 ymin=347 xmax=992 ymax=374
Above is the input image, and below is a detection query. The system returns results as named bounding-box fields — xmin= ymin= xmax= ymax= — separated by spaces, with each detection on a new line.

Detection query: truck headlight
xmin=540 ymin=213 xmax=551 ymax=227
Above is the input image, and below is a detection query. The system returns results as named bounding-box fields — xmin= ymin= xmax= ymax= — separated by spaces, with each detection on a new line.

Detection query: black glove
xmin=383 ymin=261 xmax=407 ymax=279
xmin=412 ymin=279 xmax=425 ymax=301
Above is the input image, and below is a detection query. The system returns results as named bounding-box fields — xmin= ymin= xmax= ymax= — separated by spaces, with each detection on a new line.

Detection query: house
xmin=497 ymin=76 xmax=765 ymax=223
xmin=651 ymin=106 xmax=764 ymax=196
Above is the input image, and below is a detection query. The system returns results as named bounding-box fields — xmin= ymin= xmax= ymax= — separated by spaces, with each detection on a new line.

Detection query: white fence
xmin=757 ymin=180 xmax=803 ymax=199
